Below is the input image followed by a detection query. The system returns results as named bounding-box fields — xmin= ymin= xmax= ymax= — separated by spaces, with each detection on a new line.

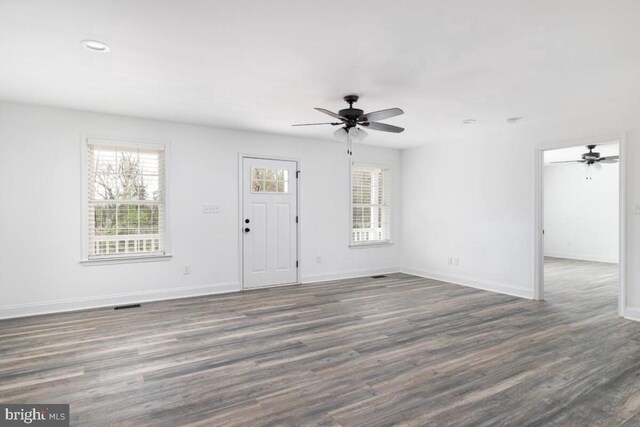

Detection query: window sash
xmin=351 ymin=164 xmax=391 ymax=244
xmin=86 ymin=140 xmax=166 ymax=259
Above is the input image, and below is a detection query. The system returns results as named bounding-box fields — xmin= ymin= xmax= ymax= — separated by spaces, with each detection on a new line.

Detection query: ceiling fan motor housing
xmin=339 ymin=95 xmax=363 ymax=129
xmin=581 ymin=144 xmax=599 ymax=163
xmin=338 ymin=108 xmax=364 ymax=125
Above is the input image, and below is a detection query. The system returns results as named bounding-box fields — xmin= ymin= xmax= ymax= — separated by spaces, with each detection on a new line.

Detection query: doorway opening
xmin=535 ymin=139 xmax=624 ymax=316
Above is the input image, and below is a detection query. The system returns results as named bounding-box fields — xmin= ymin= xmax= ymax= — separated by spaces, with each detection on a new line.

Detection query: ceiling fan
xmin=292 ymin=95 xmax=404 ymax=155
xmin=550 ymin=145 xmax=619 ymax=165
xmin=550 ymin=144 xmax=618 ymax=180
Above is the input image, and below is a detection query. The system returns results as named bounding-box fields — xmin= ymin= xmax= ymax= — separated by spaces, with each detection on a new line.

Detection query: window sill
xmin=80 ymin=254 xmax=172 ymax=266
xmin=350 ymin=241 xmax=393 ymax=249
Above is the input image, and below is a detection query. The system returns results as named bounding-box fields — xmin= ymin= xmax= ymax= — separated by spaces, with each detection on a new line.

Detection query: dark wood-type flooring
xmin=1 ymin=258 xmax=638 ymax=426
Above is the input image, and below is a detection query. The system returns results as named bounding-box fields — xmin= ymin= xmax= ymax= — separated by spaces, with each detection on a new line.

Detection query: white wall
xmin=400 ymin=125 xmax=640 ymax=320
xmin=399 ymin=138 xmax=535 ymax=298
xmin=5 ymin=100 xmax=640 ymax=322
xmin=0 ymin=102 xmax=401 ymax=318
xmin=543 ymin=161 xmax=618 ymax=263
xmin=624 ymin=130 xmax=640 ymax=319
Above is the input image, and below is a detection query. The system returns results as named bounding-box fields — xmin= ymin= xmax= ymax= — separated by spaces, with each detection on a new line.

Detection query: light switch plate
xmin=203 ymin=204 xmax=220 ymax=214
xmin=634 ymin=203 xmax=640 ymax=214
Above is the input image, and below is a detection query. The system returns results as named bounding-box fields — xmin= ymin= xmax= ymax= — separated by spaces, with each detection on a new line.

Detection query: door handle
xmin=244 ymin=227 xmax=250 ymax=233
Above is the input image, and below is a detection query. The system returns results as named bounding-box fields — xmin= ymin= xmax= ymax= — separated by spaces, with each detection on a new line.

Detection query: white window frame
xmin=350 ymin=162 xmax=392 ymax=248
xmin=80 ymin=136 xmax=172 ymax=265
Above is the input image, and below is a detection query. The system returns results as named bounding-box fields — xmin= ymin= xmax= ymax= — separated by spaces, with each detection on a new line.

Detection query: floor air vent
xmin=114 ymin=304 xmax=141 ymax=310
xmin=371 ymin=275 xmax=387 ymax=279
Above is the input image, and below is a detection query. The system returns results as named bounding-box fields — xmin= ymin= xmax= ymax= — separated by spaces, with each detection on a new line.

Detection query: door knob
xmin=245 ymin=219 xmax=250 ymax=224
xmin=244 ymin=227 xmax=250 ymax=233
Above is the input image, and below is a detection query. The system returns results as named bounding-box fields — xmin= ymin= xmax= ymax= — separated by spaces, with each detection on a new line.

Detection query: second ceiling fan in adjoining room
xmin=549 ymin=145 xmax=619 ymax=180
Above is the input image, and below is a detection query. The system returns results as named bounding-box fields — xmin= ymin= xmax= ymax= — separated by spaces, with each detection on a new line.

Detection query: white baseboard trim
xmin=544 ymin=253 xmax=618 ymax=264
xmin=400 ymin=266 xmax=534 ymax=300
xmin=0 ymin=282 xmax=240 ymax=320
xmin=302 ymin=267 xmax=401 ymax=284
xmin=0 ymin=266 xmax=536 ymax=320
xmin=623 ymin=307 xmax=640 ymax=322
xmin=0 ymin=267 xmax=404 ymax=320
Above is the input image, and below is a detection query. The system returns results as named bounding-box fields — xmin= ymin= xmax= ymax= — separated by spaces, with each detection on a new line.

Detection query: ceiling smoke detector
xmin=81 ymin=40 xmax=110 ymax=53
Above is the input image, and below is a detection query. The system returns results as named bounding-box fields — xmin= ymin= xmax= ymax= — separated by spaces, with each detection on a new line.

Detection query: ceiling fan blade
xmin=549 ymin=160 xmax=585 ymax=164
xmin=597 ymin=156 xmax=619 ymax=163
xmin=291 ymin=122 xmax=342 ymax=127
xmin=314 ymin=108 xmax=346 ymax=121
xmin=361 ymin=121 xmax=404 ymax=133
xmin=360 ymin=108 xmax=404 ymax=122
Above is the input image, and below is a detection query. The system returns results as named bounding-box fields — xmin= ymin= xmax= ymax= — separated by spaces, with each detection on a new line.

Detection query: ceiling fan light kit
xmin=348 ymin=127 xmax=368 ymax=142
xmin=333 ymin=126 xmax=368 ymax=143
xmin=292 ymin=95 xmax=404 ymax=155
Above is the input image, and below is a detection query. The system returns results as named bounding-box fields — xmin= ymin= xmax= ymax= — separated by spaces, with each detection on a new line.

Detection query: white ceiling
xmin=1 ymin=0 xmax=640 ymax=148
xmin=544 ymin=142 xmax=619 ymax=164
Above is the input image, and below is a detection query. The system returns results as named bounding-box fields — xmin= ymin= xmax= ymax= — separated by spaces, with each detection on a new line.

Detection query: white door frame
xmin=238 ymin=153 xmax=301 ymax=290
xmin=533 ymin=133 xmax=626 ymax=315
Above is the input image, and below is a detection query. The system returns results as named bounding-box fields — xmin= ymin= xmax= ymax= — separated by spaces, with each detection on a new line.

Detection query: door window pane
xmin=251 ymin=168 xmax=289 ymax=193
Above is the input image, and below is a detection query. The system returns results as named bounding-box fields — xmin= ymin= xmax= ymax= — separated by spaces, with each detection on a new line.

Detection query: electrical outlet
xmin=316 ymin=256 xmax=322 ymax=264
xmin=448 ymin=257 xmax=452 ymax=265
xmin=454 ymin=257 xmax=460 ymax=266
xmin=183 ymin=265 xmax=192 ymax=275
xmin=203 ymin=204 xmax=220 ymax=214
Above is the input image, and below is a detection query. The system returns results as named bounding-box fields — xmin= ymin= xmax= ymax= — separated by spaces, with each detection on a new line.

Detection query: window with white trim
xmin=85 ymin=139 xmax=166 ymax=259
xmin=351 ymin=163 xmax=391 ymax=245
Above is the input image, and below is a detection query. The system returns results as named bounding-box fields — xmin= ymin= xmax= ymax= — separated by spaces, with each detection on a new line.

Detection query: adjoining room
xmin=543 ymin=142 xmax=620 ymax=315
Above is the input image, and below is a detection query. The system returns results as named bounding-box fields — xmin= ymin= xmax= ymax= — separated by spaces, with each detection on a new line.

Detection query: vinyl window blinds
xmin=351 ymin=164 xmax=391 ymax=244
xmin=86 ymin=140 xmax=166 ymax=258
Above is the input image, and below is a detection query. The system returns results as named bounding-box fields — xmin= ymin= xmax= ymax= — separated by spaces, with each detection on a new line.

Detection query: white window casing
xmin=351 ymin=163 xmax=392 ymax=246
xmin=82 ymin=138 xmax=170 ymax=263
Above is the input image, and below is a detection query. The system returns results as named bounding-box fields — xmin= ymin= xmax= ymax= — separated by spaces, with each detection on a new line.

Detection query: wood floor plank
xmin=0 ymin=258 xmax=637 ymax=426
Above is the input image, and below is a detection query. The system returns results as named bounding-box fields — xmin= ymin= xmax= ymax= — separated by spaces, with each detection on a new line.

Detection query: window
xmin=251 ymin=167 xmax=289 ymax=193
xmin=351 ymin=163 xmax=391 ymax=245
xmin=84 ymin=139 xmax=167 ymax=260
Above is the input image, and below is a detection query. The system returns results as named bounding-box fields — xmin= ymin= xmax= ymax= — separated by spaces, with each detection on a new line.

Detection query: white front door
xmin=242 ymin=157 xmax=298 ymax=289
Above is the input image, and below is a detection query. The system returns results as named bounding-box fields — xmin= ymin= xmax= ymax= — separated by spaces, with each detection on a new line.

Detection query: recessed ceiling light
xmin=462 ymin=119 xmax=476 ymax=124
xmin=507 ymin=117 xmax=523 ymax=124
xmin=81 ymin=40 xmax=110 ymax=53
